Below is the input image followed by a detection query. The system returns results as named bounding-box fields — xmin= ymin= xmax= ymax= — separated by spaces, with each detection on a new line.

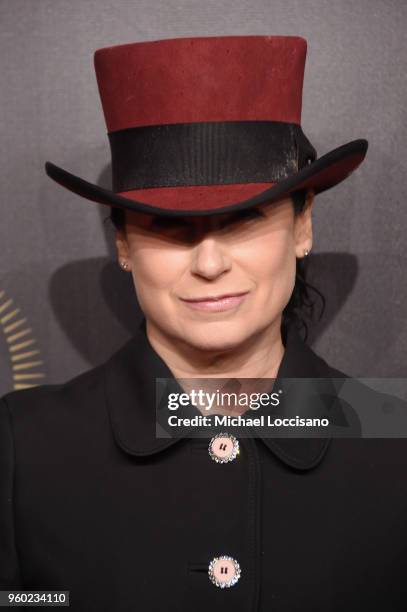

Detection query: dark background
xmin=1 ymin=0 xmax=406 ymax=394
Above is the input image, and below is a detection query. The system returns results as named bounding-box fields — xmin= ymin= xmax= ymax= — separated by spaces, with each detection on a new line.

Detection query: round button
xmin=208 ymin=433 xmax=239 ymax=463
xmin=208 ymin=556 xmax=241 ymax=588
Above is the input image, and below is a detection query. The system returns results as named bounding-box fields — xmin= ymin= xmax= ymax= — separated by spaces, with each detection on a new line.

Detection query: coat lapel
xmin=104 ymin=319 xmax=345 ymax=469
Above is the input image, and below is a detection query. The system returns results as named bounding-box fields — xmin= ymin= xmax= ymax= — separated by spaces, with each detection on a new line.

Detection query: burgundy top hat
xmin=45 ymin=35 xmax=368 ymax=216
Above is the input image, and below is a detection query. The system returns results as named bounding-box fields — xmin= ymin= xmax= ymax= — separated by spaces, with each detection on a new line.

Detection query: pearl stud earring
xmin=120 ymin=260 xmax=129 ymax=270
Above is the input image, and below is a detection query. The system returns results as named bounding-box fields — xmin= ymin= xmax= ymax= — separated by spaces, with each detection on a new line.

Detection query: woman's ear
xmin=294 ymin=189 xmax=314 ymax=258
xmin=115 ymin=228 xmax=130 ymax=262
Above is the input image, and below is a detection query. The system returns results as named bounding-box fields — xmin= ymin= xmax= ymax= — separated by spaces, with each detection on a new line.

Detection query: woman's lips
xmin=180 ymin=292 xmax=249 ymax=312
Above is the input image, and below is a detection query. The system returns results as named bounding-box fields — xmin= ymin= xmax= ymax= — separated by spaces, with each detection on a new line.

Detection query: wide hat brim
xmin=45 ymin=138 xmax=367 ymax=217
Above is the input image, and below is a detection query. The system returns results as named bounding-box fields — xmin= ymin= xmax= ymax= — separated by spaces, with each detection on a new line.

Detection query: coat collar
xmin=104 ymin=319 xmax=345 ymax=470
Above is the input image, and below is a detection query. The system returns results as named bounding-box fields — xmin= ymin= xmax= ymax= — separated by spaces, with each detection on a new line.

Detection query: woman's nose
xmin=190 ymin=237 xmax=232 ymax=280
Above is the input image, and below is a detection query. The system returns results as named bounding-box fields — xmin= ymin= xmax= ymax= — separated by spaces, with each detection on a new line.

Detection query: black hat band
xmin=108 ymin=121 xmax=317 ymax=193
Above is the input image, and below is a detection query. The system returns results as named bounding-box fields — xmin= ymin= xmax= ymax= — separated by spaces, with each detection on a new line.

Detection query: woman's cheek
xmin=258 ymin=243 xmax=296 ymax=304
xmin=132 ymin=248 xmax=184 ymax=294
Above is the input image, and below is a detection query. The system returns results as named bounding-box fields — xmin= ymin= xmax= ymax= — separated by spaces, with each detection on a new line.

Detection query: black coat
xmin=1 ymin=321 xmax=406 ymax=611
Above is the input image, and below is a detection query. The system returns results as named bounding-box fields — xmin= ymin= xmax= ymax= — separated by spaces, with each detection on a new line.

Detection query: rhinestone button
xmin=208 ymin=433 xmax=239 ymax=463
xmin=208 ymin=556 xmax=241 ymax=588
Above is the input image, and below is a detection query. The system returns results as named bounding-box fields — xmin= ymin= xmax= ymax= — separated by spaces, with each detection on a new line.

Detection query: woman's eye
xmin=151 ymin=218 xmax=188 ymax=230
xmin=245 ymin=208 xmax=265 ymax=218
xmin=149 ymin=208 xmax=265 ymax=234
xmin=226 ymin=208 xmax=265 ymax=225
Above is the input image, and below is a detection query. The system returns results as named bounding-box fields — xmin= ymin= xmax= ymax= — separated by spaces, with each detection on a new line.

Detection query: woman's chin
xmin=177 ymin=322 xmax=253 ymax=352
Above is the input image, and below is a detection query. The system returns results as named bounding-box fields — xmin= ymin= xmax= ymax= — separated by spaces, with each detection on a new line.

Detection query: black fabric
xmin=1 ymin=321 xmax=406 ymax=610
xmin=108 ymin=121 xmax=317 ymax=192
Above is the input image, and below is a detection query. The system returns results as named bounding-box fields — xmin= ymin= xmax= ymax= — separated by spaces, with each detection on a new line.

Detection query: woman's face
xmin=115 ymin=192 xmax=313 ymax=351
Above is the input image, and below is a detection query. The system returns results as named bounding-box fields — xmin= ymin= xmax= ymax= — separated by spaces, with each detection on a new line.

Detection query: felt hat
xmin=45 ymin=35 xmax=368 ymax=217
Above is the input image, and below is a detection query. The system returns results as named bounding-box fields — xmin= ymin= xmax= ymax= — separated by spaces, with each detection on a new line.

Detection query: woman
xmin=1 ymin=35 xmax=406 ymax=611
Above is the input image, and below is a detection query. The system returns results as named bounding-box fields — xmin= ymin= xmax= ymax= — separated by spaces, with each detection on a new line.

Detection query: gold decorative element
xmin=0 ymin=289 xmax=46 ymax=390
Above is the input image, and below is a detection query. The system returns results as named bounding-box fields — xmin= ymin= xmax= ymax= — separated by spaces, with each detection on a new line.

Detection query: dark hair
xmin=109 ymin=206 xmax=126 ymax=234
xmin=284 ymin=191 xmax=325 ymax=342
xmin=107 ymin=192 xmax=325 ymax=342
